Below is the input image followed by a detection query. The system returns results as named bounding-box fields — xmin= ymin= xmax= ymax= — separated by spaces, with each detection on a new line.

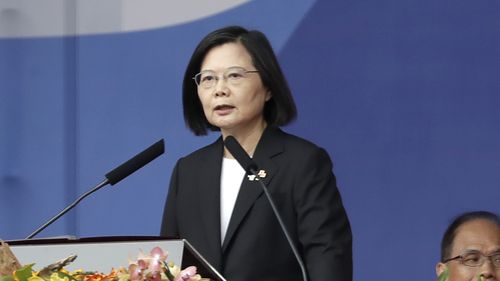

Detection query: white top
xmin=220 ymin=157 xmax=245 ymax=244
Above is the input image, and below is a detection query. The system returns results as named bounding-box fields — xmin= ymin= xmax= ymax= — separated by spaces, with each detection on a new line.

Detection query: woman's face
xmin=197 ymin=42 xmax=271 ymax=136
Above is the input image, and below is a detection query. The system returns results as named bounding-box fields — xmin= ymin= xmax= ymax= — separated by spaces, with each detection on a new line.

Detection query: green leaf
xmin=14 ymin=264 xmax=35 ymax=281
xmin=54 ymin=271 xmax=79 ymax=281
xmin=477 ymin=274 xmax=484 ymax=281
xmin=436 ymin=267 xmax=449 ymax=281
xmin=0 ymin=277 xmax=15 ymax=281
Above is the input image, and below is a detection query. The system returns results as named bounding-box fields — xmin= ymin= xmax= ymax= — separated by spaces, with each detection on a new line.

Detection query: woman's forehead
xmin=201 ymin=42 xmax=252 ymax=70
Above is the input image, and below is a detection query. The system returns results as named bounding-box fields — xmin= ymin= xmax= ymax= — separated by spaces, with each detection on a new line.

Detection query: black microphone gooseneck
xmin=224 ymin=136 xmax=308 ymax=281
xmin=26 ymin=139 xmax=165 ymax=239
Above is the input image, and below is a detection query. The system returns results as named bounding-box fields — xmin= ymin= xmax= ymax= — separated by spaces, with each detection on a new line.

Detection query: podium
xmin=7 ymin=236 xmax=225 ymax=281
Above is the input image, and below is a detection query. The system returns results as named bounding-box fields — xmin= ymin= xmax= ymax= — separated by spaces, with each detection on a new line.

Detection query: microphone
xmin=105 ymin=139 xmax=165 ymax=185
xmin=223 ymin=136 xmax=309 ymax=281
xmin=26 ymin=139 xmax=165 ymax=239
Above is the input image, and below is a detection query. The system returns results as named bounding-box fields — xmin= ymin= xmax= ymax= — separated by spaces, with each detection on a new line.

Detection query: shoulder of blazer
xmin=257 ymin=126 xmax=325 ymax=158
xmin=177 ymin=136 xmax=224 ymax=167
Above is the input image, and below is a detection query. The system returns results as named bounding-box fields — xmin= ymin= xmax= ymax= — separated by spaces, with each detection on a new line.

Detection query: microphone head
xmin=224 ymin=136 xmax=258 ymax=174
xmin=105 ymin=139 xmax=165 ymax=185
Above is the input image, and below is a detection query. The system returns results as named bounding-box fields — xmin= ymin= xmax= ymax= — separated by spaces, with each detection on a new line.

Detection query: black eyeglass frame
xmin=443 ymin=251 xmax=500 ymax=268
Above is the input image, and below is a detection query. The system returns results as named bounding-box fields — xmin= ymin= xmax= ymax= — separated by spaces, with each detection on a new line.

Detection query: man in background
xmin=436 ymin=211 xmax=500 ymax=281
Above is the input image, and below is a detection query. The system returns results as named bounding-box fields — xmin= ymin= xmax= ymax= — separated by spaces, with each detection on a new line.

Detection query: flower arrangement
xmin=0 ymin=242 xmax=209 ymax=281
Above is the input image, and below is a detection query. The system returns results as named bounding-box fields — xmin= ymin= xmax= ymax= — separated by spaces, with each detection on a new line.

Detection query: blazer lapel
xmin=221 ymin=127 xmax=284 ymax=252
xmin=197 ymin=138 xmax=224 ymax=268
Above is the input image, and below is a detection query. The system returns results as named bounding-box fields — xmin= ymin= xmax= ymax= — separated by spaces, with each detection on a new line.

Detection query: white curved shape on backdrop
xmin=0 ymin=0 xmax=250 ymax=38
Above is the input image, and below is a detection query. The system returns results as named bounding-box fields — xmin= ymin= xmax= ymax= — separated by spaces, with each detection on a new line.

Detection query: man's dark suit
xmin=161 ymin=126 xmax=352 ymax=281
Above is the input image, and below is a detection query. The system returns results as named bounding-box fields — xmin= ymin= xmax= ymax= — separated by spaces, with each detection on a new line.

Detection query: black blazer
xmin=161 ymin=127 xmax=352 ymax=281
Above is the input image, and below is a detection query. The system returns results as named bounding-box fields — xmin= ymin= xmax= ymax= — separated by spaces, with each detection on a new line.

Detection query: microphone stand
xmin=249 ymin=167 xmax=309 ymax=281
xmin=25 ymin=139 xmax=164 ymax=239
xmin=26 ymin=179 xmax=109 ymax=239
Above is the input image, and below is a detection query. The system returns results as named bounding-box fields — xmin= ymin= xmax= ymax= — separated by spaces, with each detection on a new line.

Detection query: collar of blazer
xmin=221 ymin=126 xmax=283 ymax=251
xmin=194 ymin=126 xmax=286 ymax=257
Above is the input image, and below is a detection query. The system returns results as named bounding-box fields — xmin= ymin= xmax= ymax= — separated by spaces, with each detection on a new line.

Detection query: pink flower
xmin=174 ymin=266 xmax=197 ymax=281
xmin=150 ymin=247 xmax=167 ymax=261
xmin=148 ymin=247 xmax=167 ymax=273
xmin=128 ymin=264 xmax=143 ymax=281
xmin=138 ymin=259 xmax=148 ymax=270
xmin=146 ymin=271 xmax=162 ymax=281
xmin=148 ymin=259 xmax=162 ymax=273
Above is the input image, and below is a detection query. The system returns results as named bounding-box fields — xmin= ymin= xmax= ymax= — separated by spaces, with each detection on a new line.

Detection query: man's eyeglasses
xmin=193 ymin=67 xmax=259 ymax=89
xmin=443 ymin=251 xmax=500 ymax=268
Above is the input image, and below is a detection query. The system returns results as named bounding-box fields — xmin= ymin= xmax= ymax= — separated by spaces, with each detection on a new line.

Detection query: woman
xmin=161 ymin=26 xmax=352 ymax=281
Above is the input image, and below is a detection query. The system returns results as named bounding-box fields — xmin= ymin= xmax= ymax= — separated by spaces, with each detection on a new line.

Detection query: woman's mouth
xmin=214 ymin=104 xmax=235 ymax=115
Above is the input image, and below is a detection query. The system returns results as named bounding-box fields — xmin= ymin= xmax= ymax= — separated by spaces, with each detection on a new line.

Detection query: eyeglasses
xmin=443 ymin=251 xmax=500 ymax=268
xmin=193 ymin=67 xmax=259 ymax=89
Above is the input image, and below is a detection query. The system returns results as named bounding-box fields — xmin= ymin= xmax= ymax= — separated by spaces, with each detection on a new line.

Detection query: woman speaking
xmin=161 ymin=26 xmax=352 ymax=281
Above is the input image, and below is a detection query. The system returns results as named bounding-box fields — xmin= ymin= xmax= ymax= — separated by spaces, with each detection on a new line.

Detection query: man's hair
xmin=440 ymin=211 xmax=500 ymax=261
xmin=182 ymin=26 xmax=297 ymax=136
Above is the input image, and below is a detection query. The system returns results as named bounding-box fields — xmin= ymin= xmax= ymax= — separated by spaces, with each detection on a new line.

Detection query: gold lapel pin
xmin=257 ymin=170 xmax=267 ymax=178
xmin=247 ymin=170 xmax=267 ymax=181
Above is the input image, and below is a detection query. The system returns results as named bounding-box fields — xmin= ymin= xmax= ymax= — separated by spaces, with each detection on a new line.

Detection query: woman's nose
xmin=213 ymin=78 xmax=229 ymax=97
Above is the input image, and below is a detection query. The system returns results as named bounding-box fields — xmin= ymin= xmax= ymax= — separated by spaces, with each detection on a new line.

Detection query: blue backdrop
xmin=1 ymin=1 xmax=499 ymax=280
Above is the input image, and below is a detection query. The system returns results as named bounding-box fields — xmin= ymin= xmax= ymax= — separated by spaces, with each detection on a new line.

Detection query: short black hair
xmin=182 ymin=26 xmax=297 ymax=136
xmin=440 ymin=211 xmax=500 ymax=261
